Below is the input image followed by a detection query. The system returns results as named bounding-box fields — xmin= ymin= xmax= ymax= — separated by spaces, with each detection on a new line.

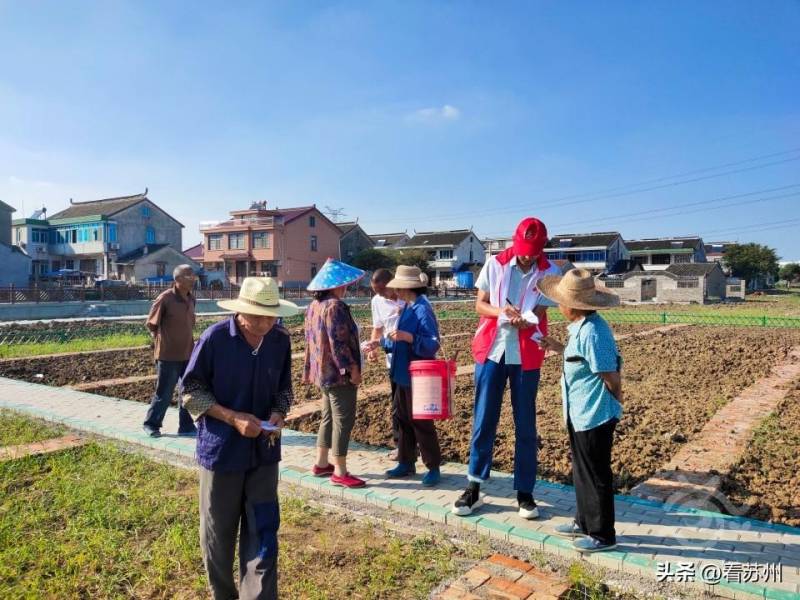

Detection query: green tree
xmin=779 ymin=262 xmax=800 ymax=283
xmin=388 ymin=249 xmax=432 ymax=274
xmin=351 ymin=248 xmax=397 ymax=272
xmin=723 ymin=243 xmax=779 ymax=287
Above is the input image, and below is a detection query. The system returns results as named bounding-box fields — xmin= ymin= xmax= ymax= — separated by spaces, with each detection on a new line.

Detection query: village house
xmin=625 ymin=237 xmax=707 ymax=270
xmin=600 ymin=262 xmax=728 ymax=304
xmin=198 ymin=201 xmax=340 ymax=286
xmin=399 ymin=229 xmax=485 ymax=287
xmin=482 ymin=236 xmax=513 ymax=260
xmin=543 ymin=232 xmax=628 ymax=274
xmin=10 ymin=190 xmax=185 ymax=281
xmin=370 ymin=231 xmax=410 ymax=250
xmin=0 ymin=200 xmax=32 ymax=286
xmin=115 ymin=244 xmax=201 ymax=283
xmin=336 ymin=221 xmax=374 ymax=263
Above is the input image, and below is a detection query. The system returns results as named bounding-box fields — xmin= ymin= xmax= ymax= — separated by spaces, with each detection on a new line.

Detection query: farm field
xmin=289 ymin=326 xmax=800 ymax=494
xmin=721 ymin=376 xmax=800 ymax=527
xmin=2 ymin=305 xmax=800 ymax=525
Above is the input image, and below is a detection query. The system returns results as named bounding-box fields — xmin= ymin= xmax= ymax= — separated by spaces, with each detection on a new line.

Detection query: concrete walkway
xmin=1 ymin=376 xmax=798 ymax=600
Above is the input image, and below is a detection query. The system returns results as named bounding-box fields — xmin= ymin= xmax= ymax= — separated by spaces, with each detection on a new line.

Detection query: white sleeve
xmin=475 ymin=262 xmax=490 ymax=292
xmin=371 ymin=296 xmax=384 ymax=328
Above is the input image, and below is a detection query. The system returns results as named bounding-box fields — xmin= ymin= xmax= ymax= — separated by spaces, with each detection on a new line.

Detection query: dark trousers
xmin=468 ymin=356 xmax=540 ymax=492
xmin=143 ymin=360 xmax=196 ymax=433
xmin=200 ymin=462 xmax=280 ymax=600
xmin=394 ymin=384 xmax=441 ymax=469
xmin=568 ymin=417 xmax=618 ymax=545
xmin=390 ymin=380 xmax=399 ymax=446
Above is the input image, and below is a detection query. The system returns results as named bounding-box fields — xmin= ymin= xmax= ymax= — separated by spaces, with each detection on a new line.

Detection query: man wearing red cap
xmin=452 ymin=217 xmax=559 ymax=518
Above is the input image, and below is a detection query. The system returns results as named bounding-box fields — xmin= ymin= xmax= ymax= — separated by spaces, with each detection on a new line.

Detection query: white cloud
xmin=407 ymin=104 xmax=461 ymax=124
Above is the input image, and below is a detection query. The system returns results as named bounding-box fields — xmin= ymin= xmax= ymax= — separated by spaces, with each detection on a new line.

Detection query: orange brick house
xmin=199 ymin=202 xmax=341 ymax=286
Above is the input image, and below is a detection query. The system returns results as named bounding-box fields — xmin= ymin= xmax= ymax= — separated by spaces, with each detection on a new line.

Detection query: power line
xmin=550 ymin=184 xmax=800 ymax=229
xmin=361 ymin=149 xmax=800 ymax=224
xmin=697 ymin=218 xmax=800 ymax=238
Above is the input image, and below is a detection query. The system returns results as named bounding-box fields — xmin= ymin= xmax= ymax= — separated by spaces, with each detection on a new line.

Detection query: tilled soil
xmin=0 ymin=347 xmax=156 ymax=386
xmin=721 ymin=377 xmax=800 ymax=526
xmin=289 ymin=327 xmax=800 ymax=492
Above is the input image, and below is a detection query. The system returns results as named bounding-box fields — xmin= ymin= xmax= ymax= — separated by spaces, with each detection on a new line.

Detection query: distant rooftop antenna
xmin=324 ymin=205 xmax=347 ymax=222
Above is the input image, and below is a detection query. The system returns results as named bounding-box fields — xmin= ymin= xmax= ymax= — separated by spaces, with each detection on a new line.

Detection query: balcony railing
xmin=200 ymin=217 xmax=281 ymax=230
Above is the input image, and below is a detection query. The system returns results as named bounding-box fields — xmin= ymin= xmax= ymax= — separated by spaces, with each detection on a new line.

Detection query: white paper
xmin=260 ymin=421 xmax=280 ymax=432
xmin=520 ymin=310 xmax=539 ymax=325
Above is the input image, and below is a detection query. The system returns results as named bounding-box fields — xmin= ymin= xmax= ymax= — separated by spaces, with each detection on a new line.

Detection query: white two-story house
xmin=399 ymin=229 xmax=486 ymax=287
xmin=625 ymin=237 xmax=707 ymax=270
xmin=544 ymin=232 xmax=628 ymax=274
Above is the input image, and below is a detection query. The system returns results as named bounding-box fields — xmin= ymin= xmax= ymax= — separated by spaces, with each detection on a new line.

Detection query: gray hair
xmin=173 ymin=264 xmax=195 ymax=279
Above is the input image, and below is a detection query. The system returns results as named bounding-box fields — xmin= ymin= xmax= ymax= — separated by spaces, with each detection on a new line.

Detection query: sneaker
xmin=573 ymin=536 xmax=617 ymax=553
xmin=143 ymin=425 xmax=161 ymax=438
xmin=311 ymin=464 xmax=335 ymax=477
xmin=421 ymin=468 xmax=441 ymax=487
xmin=451 ymin=485 xmax=484 ymax=516
xmin=330 ymin=472 xmax=366 ymax=488
xmin=386 ymin=463 xmax=416 ymax=478
xmin=517 ymin=493 xmax=540 ymax=520
xmin=553 ymin=521 xmax=583 ymax=538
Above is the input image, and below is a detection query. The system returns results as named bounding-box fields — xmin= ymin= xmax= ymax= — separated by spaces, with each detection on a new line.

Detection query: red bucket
xmin=409 ymin=358 xmax=457 ymax=420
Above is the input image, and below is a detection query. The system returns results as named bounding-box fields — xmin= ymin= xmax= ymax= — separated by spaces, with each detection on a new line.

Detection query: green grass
xmin=0 ymin=410 xmax=65 ymax=446
xmin=0 ymin=333 xmax=150 ymax=359
xmin=0 ymin=422 xmax=465 ymax=599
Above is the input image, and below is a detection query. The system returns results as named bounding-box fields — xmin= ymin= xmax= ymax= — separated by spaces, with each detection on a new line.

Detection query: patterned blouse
xmin=303 ymin=297 xmax=361 ymax=388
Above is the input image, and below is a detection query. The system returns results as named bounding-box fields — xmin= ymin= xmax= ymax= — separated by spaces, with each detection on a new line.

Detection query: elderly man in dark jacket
xmin=182 ymin=277 xmax=299 ymax=600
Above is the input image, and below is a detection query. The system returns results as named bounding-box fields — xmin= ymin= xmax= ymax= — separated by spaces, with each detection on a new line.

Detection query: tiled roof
xmin=402 ymin=229 xmax=474 ymax=248
xmin=116 ymin=244 xmax=169 ymax=262
xmin=336 ymin=221 xmax=359 ymax=235
xmin=666 ymin=263 xmax=720 ymax=277
xmin=277 ymin=205 xmax=315 ymax=224
xmin=370 ymin=232 xmax=408 ymax=247
xmin=545 ymin=232 xmax=621 ymax=248
xmin=49 ymin=193 xmax=148 ymax=220
xmin=183 ymin=243 xmax=204 ymax=259
xmin=626 ymin=238 xmax=702 ymax=252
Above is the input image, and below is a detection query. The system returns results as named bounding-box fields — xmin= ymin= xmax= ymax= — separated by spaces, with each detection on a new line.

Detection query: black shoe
xmin=143 ymin=425 xmax=161 ymax=438
xmin=517 ymin=492 xmax=540 ymax=520
xmin=451 ymin=485 xmax=484 ymax=516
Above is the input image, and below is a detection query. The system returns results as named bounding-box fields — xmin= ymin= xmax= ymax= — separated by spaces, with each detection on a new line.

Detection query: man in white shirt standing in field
xmin=368 ymin=268 xmax=406 ymax=459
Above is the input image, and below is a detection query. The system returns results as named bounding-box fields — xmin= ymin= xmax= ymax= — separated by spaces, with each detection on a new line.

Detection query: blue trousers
xmin=143 ymin=360 xmax=196 ymax=433
xmin=467 ymin=356 xmax=541 ymax=492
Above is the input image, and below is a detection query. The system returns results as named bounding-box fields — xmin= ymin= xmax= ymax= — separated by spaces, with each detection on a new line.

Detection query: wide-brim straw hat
xmin=387 ymin=265 xmax=429 ymax=289
xmin=218 ymin=277 xmax=300 ymax=317
xmin=306 ymin=258 xmax=365 ymax=292
xmin=537 ymin=268 xmax=620 ymax=310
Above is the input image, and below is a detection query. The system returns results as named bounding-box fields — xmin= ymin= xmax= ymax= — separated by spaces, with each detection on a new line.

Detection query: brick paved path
xmin=1 ymin=376 xmax=798 ymax=599
xmin=632 ymin=347 xmax=800 ymax=509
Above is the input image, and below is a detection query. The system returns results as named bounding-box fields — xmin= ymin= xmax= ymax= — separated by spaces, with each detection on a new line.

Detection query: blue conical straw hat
xmin=306 ymin=258 xmax=365 ymax=292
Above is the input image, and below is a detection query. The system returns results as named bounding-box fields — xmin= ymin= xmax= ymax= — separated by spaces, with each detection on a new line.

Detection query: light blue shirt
xmin=560 ymin=312 xmax=623 ymax=432
xmin=477 ymin=259 xmax=528 ymax=365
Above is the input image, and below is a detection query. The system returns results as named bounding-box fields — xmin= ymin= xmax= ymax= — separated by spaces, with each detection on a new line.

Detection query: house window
xmin=260 ymin=261 xmax=275 ymax=276
xmin=673 ymin=254 xmax=691 ymax=264
xmin=146 ymin=227 xmax=156 ymax=244
xmin=107 ymin=223 xmax=117 ymax=242
xmin=207 ymin=234 xmax=222 ymax=250
xmin=51 ymin=260 xmax=62 ymax=271
xmin=142 ymin=205 xmax=151 ymax=218
xmin=603 ymin=279 xmax=625 ymax=288
xmin=156 ymin=262 xmax=167 ymax=277
xmin=309 ymin=215 xmax=316 ymax=227
xmin=65 ymin=259 xmax=75 ymax=270
xmin=311 ymin=263 xmax=318 ymax=277
xmin=310 ymin=235 xmax=318 ymax=252
xmin=252 ymin=231 xmax=271 ymax=249
xmin=229 ymin=232 xmax=245 ymax=250
xmin=652 ymin=254 xmax=671 ymax=265
xmin=439 ymin=249 xmax=453 ymax=260
xmin=677 ymin=279 xmax=699 ymax=288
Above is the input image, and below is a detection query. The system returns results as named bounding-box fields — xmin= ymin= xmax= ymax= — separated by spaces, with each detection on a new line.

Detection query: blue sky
xmin=1 ymin=1 xmax=799 ymax=258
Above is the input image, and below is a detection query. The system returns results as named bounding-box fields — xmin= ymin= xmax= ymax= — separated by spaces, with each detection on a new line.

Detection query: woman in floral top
xmin=303 ymin=259 xmax=366 ymax=488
